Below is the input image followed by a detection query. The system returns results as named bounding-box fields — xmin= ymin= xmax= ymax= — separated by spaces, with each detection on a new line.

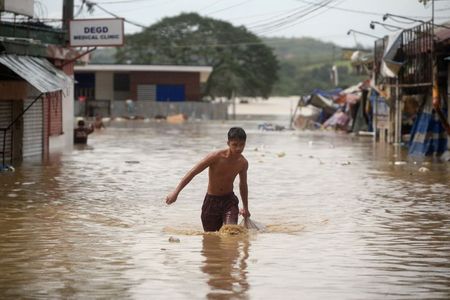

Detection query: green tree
xmin=116 ymin=13 xmax=279 ymax=99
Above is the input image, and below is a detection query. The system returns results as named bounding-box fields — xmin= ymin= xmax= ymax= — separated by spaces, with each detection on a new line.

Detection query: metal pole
xmin=232 ymin=91 xmax=236 ymax=120
xmin=395 ymin=77 xmax=401 ymax=145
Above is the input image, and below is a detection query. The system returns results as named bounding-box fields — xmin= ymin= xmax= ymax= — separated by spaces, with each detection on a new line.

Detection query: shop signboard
xmin=69 ymin=18 xmax=124 ymax=47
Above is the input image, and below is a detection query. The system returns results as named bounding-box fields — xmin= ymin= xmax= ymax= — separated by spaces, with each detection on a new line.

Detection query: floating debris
xmin=0 ymin=164 xmax=15 ymax=173
xmin=277 ymin=152 xmax=286 ymax=158
xmin=394 ymin=161 xmax=407 ymax=165
xmin=341 ymin=161 xmax=351 ymax=166
xmin=239 ymin=218 xmax=266 ymax=231
xmin=168 ymin=236 xmax=180 ymax=243
xmin=418 ymin=167 xmax=430 ymax=173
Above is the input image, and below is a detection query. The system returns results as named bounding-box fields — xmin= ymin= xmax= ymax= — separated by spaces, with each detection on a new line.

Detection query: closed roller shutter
xmin=23 ymin=98 xmax=43 ymax=158
xmin=0 ymin=101 xmax=13 ymax=163
xmin=137 ymin=84 xmax=156 ymax=101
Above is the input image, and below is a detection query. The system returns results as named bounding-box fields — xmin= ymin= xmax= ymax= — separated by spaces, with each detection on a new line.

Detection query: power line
xmin=296 ymin=0 xmax=384 ymax=17
xmin=247 ymin=0 xmax=334 ymax=33
xmin=251 ymin=0 xmax=345 ymax=35
xmin=87 ymin=1 xmax=148 ymax=28
xmin=197 ymin=0 xmax=227 ymax=12
xmin=204 ymin=0 xmax=255 ymax=15
xmin=95 ymin=0 xmax=164 ymax=3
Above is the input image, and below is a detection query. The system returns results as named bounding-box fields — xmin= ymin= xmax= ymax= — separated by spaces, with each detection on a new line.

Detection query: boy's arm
xmin=165 ymin=152 xmax=216 ymax=205
xmin=239 ymin=160 xmax=250 ymax=218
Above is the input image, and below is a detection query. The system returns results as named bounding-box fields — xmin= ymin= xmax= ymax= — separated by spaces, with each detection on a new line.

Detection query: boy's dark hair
xmin=78 ymin=120 xmax=85 ymax=126
xmin=228 ymin=127 xmax=246 ymax=141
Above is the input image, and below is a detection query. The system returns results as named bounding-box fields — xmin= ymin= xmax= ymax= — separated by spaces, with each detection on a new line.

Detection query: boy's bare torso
xmin=207 ymin=149 xmax=247 ymax=195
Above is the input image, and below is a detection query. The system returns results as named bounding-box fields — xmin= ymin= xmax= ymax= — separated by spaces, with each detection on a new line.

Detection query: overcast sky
xmin=38 ymin=0 xmax=450 ymax=47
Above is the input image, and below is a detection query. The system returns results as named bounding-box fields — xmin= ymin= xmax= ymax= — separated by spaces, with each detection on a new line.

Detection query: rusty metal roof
xmin=0 ymin=54 xmax=72 ymax=93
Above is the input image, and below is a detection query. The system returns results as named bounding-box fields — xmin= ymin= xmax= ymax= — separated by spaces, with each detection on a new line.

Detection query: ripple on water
xmin=1 ymin=122 xmax=449 ymax=299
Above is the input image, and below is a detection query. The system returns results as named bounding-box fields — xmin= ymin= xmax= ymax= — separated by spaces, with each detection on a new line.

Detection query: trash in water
xmin=418 ymin=167 xmax=430 ymax=173
xmin=394 ymin=161 xmax=407 ymax=165
xmin=0 ymin=164 xmax=15 ymax=172
xmin=168 ymin=236 xmax=180 ymax=243
xmin=277 ymin=152 xmax=286 ymax=158
xmin=239 ymin=218 xmax=265 ymax=231
xmin=258 ymin=123 xmax=285 ymax=131
xmin=125 ymin=161 xmax=140 ymax=164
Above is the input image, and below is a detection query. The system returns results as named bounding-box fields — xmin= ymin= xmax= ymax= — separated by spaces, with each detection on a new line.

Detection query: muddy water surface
xmin=1 ymin=120 xmax=449 ymax=299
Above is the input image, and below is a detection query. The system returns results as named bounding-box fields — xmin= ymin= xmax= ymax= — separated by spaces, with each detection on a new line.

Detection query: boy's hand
xmin=165 ymin=192 xmax=178 ymax=205
xmin=240 ymin=208 xmax=251 ymax=218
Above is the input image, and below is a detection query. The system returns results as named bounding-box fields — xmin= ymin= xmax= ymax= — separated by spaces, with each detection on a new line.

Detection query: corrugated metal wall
xmin=137 ymin=84 xmax=156 ymax=101
xmin=23 ymin=98 xmax=43 ymax=158
xmin=0 ymin=101 xmax=13 ymax=163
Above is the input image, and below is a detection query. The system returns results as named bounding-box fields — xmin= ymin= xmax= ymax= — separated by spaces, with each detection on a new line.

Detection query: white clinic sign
xmin=69 ymin=18 xmax=124 ymax=47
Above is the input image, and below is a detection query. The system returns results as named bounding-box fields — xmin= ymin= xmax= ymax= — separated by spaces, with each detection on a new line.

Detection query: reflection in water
xmin=201 ymin=234 xmax=250 ymax=299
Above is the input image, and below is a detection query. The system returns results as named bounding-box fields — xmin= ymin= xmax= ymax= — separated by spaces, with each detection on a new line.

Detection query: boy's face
xmin=227 ymin=139 xmax=246 ymax=154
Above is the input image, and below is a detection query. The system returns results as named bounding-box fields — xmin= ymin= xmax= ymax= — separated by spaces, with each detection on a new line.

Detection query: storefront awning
xmin=0 ymin=54 xmax=72 ymax=93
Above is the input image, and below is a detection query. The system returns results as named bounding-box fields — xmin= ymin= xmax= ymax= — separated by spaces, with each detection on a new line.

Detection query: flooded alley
xmin=1 ymin=120 xmax=449 ymax=299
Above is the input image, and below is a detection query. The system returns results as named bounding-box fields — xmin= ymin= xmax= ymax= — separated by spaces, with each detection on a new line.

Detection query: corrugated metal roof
xmin=0 ymin=54 xmax=72 ymax=93
xmin=435 ymin=21 xmax=450 ymax=42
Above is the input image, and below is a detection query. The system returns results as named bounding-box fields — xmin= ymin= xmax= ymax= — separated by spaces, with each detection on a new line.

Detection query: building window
xmin=114 ymin=73 xmax=130 ymax=91
xmin=74 ymin=73 xmax=95 ymax=101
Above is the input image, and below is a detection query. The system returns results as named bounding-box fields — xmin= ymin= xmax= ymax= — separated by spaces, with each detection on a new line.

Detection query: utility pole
xmin=62 ymin=0 xmax=74 ymax=44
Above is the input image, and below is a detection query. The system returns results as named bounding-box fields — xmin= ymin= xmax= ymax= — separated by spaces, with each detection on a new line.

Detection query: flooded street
xmin=1 ymin=120 xmax=449 ymax=299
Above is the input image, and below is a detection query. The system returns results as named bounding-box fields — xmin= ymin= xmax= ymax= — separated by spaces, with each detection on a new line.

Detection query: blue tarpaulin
xmin=311 ymin=88 xmax=343 ymax=99
xmin=408 ymin=97 xmax=448 ymax=156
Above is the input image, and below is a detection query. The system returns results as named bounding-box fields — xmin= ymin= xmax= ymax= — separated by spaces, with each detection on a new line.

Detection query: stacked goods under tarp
xmin=293 ymin=81 xmax=375 ymax=131
xmin=292 ymin=104 xmax=321 ymax=130
xmin=408 ymin=96 xmax=448 ymax=157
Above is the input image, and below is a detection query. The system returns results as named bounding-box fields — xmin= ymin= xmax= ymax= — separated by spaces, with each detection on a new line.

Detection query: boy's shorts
xmin=201 ymin=192 xmax=239 ymax=232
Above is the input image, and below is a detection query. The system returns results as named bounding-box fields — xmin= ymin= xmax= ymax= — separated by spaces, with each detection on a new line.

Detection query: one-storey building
xmin=73 ymin=64 xmax=220 ymax=119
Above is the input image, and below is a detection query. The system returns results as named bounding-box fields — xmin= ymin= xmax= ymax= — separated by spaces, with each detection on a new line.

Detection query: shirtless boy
xmin=165 ymin=127 xmax=250 ymax=232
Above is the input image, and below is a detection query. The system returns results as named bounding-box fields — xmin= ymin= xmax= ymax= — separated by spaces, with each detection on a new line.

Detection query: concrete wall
xmin=95 ymin=72 xmax=114 ymax=100
xmin=112 ymin=101 xmax=228 ymax=120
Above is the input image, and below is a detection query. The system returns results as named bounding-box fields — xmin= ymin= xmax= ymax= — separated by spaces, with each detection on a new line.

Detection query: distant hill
xmin=262 ymin=37 xmax=368 ymax=96
xmin=90 ymin=37 xmax=368 ymax=96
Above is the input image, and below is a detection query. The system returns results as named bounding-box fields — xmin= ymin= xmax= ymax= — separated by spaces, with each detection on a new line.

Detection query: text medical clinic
xmin=73 ymin=26 xmax=119 ymax=40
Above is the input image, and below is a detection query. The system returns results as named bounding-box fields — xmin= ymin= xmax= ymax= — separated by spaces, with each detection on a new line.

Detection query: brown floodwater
xmin=1 ymin=120 xmax=449 ymax=299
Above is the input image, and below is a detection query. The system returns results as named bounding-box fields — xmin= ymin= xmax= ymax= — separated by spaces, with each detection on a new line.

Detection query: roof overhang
xmin=74 ymin=64 xmax=213 ymax=82
xmin=0 ymin=54 xmax=72 ymax=93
